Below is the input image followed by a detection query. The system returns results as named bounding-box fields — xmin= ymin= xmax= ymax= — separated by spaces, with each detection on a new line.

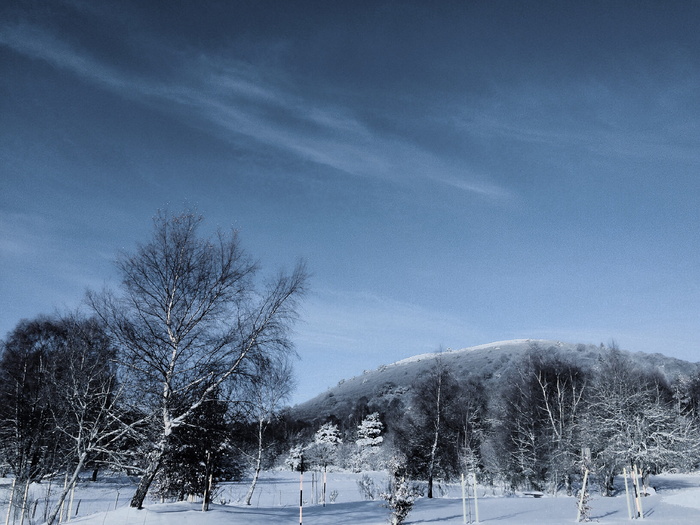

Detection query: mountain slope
xmin=289 ymin=339 xmax=699 ymax=426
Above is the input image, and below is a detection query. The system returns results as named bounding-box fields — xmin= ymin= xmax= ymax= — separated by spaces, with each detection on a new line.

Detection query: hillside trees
xmin=492 ymin=347 xmax=588 ymax=493
xmin=584 ymin=347 xmax=700 ymax=495
xmin=529 ymin=350 xmax=588 ymax=494
xmin=87 ymin=210 xmax=307 ymax=509
xmin=493 ymin=356 xmax=546 ymax=491
xmin=675 ymin=370 xmax=700 ymax=420
xmin=455 ymin=377 xmax=487 ymax=475
xmin=356 ymin=412 xmax=384 ymax=448
xmin=399 ymin=359 xmax=463 ymax=498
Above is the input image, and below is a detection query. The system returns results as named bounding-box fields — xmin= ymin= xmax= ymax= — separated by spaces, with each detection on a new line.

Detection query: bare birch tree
xmin=400 ymin=357 xmax=461 ymax=498
xmin=45 ymin=315 xmax=138 ymax=525
xmin=584 ymin=345 xmax=700 ymax=495
xmin=241 ymin=356 xmax=295 ymax=505
xmin=87 ymin=210 xmax=307 ymax=509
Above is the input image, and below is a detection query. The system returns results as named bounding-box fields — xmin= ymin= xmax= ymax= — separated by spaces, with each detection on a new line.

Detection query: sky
xmin=1 ymin=0 xmax=700 ymax=404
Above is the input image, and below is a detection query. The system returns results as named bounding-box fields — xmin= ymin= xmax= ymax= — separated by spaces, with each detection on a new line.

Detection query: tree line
xmin=284 ymin=343 xmax=700 ymax=499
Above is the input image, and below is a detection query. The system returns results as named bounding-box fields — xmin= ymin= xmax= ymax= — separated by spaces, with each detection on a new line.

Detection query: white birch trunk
xmin=46 ymin=452 xmax=88 ymax=525
xmin=244 ymin=418 xmax=265 ymax=506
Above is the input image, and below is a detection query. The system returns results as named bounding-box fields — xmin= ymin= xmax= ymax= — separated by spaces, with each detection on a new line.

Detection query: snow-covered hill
xmin=289 ymin=339 xmax=699 ymax=426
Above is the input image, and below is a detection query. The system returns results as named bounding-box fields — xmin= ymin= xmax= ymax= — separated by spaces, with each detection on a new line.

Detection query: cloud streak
xmin=0 ymin=21 xmax=511 ymax=201
xmin=454 ymin=77 xmax=700 ymax=163
xmin=298 ymin=287 xmax=481 ymax=356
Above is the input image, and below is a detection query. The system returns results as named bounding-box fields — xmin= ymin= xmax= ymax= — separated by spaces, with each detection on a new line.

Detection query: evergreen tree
xmin=307 ymin=422 xmax=342 ymax=471
xmin=153 ymin=391 xmax=236 ymax=506
xmin=353 ymin=412 xmax=385 ymax=471
xmin=356 ymin=412 xmax=384 ymax=448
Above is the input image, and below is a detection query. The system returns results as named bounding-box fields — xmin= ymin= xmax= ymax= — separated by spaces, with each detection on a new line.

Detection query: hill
xmin=289 ymin=339 xmax=699 ymax=427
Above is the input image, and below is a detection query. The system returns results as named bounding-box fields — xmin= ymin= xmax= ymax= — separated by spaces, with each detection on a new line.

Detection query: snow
xmin=4 ymin=470 xmax=700 ymax=525
xmin=390 ymin=339 xmax=547 ymax=366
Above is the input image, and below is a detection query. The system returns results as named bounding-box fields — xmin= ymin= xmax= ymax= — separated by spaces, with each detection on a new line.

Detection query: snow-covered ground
xmin=3 ymin=470 xmax=700 ymax=525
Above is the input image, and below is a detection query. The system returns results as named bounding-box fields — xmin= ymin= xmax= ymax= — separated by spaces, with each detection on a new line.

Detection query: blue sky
xmin=1 ymin=1 xmax=699 ymax=404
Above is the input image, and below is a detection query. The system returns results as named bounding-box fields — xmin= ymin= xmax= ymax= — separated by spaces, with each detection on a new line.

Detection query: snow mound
xmin=664 ymin=488 xmax=700 ymax=510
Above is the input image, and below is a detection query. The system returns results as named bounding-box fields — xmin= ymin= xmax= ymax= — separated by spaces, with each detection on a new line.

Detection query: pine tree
xmin=356 ymin=413 xmax=384 ymax=448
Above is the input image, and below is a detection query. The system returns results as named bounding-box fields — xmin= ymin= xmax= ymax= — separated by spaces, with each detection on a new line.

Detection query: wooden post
xmin=5 ymin=478 xmax=16 ymax=525
xmin=299 ymin=470 xmax=303 ymax=525
xmin=576 ymin=469 xmax=589 ymax=522
xmin=323 ymin=468 xmax=327 ymax=507
xmin=623 ymin=468 xmax=633 ymax=520
xmin=461 ymin=474 xmax=467 ymax=524
xmin=472 ymin=472 xmax=479 ymax=523
xmin=634 ymin=465 xmax=644 ymax=520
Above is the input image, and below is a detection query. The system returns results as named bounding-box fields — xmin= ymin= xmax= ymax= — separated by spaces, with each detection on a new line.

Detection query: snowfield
xmin=3 ymin=471 xmax=700 ymax=525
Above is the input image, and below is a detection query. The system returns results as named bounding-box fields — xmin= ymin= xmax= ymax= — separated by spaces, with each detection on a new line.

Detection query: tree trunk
xmin=46 ymin=453 xmax=87 ymax=525
xmin=129 ymin=455 xmax=163 ymax=509
xmin=202 ymin=450 xmax=212 ymax=512
xmin=244 ymin=418 xmax=265 ymax=505
xmin=427 ymin=374 xmax=442 ymax=499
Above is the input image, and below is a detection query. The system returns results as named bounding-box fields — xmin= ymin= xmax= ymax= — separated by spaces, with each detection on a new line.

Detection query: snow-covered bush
xmin=381 ymin=455 xmax=417 ymax=525
xmin=357 ymin=474 xmax=378 ymax=500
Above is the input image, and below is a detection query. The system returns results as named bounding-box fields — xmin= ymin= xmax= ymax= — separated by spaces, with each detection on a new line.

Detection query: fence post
xmin=461 ymin=474 xmax=467 ymax=524
xmin=299 ymin=470 xmax=303 ymax=525
xmin=473 ymin=472 xmax=479 ymax=523
xmin=5 ymin=478 xmax=16 ymax=525
xmin=623 ymin=468 xmax=633 ymax=519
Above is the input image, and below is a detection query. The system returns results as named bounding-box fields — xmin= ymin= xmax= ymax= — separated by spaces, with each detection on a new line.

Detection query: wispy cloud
xmin=454 ymin=79 xmax=700 ymax=163
xmin=298 ymin=287 xmax=482 ymax=357
xmin=0 ymin=21 xmax=511 ymax=201
xmin=289 ymin=286 xmax=486 ymax=401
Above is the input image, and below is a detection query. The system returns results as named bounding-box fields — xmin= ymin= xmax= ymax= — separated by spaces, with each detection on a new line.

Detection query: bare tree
xmin=584 ymin=345 xmax=699 ymax=495
xmin=87 ymin=210 xmax=307 ymax=509
xmin=399 ymin=356 xmax=461 ymax=498
xmin=241 ymin=356 xmax=295 ymax=505
xmin=0 ymin=317 xmax=68 ymax=483
xmin=493 ymin=347 xmax=588 ymax=493
xmin=45 ymin=315 xmax=137 ymax=525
